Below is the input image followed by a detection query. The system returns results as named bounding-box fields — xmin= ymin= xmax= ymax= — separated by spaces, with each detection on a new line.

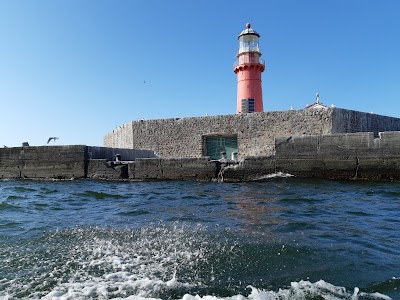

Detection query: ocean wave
xmin=10 ymin=186 xmax=37 ymax=192
xmin=77 ymin=190 xmax=129 ymax=200
xmin=1 ymin=279 xmax=393 ymax=300
xmin=0 ymin=224 xmax=396 ymax=300
xmin=0 ymin=201 xmax=21 ymax=210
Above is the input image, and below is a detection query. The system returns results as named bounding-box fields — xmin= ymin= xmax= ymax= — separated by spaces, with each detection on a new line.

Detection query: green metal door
xmin=205 ymin=136 xmax=238 ymax=160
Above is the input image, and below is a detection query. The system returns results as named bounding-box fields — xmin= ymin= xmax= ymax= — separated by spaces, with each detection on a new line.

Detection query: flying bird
xmin=47 ymin=137 xmax=59 ymax=144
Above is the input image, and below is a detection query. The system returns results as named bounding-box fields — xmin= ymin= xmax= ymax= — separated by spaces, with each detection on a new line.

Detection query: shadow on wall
xmin=86 ymin=146 xmax=157 ymax=161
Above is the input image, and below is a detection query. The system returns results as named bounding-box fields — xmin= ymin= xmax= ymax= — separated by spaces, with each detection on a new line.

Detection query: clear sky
xmin=1 ymin=0 xmax=399 ymax=147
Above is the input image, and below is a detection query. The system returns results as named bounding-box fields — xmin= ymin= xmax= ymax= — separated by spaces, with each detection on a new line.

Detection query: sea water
xmin=0 ymin=177 xmax=399 ymax=299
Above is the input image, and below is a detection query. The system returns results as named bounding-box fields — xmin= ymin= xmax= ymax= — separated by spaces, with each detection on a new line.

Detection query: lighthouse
xmin=234 ymin=23 xmax=265 ymax=113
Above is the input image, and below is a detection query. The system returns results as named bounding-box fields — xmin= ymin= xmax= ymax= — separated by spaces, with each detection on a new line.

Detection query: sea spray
xmin=0 ymin=179 xmax=399 ymax=299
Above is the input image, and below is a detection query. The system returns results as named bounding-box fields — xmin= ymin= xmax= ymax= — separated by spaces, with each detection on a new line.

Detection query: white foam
xmin=253 ymin=172 xmax=294 ymax=181
xmin=1 ymin=226 xmax=394 ymax=300
xmin=37 ymin=279 xmax=394 ymax=300
xmin=264 ymin=172 xmax=294 ymax=179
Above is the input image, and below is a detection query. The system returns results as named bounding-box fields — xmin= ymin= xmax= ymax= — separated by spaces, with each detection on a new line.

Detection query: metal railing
xmin=234 ymin=57 xmax=265 ymax=68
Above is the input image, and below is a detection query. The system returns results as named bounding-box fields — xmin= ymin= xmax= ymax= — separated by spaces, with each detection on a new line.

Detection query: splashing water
xmin=0 ymin=179 xmax=399 ymax=299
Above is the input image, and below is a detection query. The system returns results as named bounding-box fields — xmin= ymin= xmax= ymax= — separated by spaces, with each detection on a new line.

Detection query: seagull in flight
xmin=47 ymin=137 xmax=59 ymax=144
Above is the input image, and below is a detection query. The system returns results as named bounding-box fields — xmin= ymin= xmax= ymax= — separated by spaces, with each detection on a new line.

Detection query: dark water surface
xmin=0 ymin=178 xmax=399 ymax=299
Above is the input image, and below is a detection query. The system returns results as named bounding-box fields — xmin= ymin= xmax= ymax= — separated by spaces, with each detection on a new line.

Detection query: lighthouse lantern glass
xmin=238 ymin=34 xmax=261 ymax=54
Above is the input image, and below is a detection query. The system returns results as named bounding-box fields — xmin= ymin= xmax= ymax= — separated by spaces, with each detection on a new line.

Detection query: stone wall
xmin=104 ymin=108 xmax=400 ymax=159
xmin=104 ymin=109 xmax=335 ymax=158
xmin=104 ymin=123 xmax=134 ymax=149
xmin=332 ymin=109 xmax=400 ymax=136
xmin=0 ymin=145 xmax=86 ymax=179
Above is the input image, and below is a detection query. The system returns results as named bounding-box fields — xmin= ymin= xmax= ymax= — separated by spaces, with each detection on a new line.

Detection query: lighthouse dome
xmin=238 ymin=23 xmax=260 ymax=38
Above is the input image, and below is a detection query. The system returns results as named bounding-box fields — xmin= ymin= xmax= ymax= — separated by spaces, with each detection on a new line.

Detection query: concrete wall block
xmin=275 ymin=158 xmax=355 ymax=179
xmin=276 ymin=133 xmax=378 ymax=159
xmin=0 ymin=164 xmax=21 ymax=179
xmin=275 ymin=136 xmax=319 ymax=157
xmin=221 ymin=157 xmax=275 ymax=181
xmin=322 ymin=157 xmax=358 ymax=178
xmin=158 ymin=159 xmax=186 ymax=180
xmin=133 ymin=158 xmax=216 ymax=181
xmin=130 ymin=158 xmax=163 ymax=179
xmin=241 ymin=156 xmax=275 ymax=171
xmin=377 ymin=131 xmax=400 ymax=144
xmin=332 ymin=109 xmax=400 ymax=136
xmin=357 ymin=157 xmax=400 ymax=180
xmin=319 ymin=132 xmax=374 ymax=148
xmin=276 ymin=158 xmax=324 ymax=174
xmin=273 ymin=131 xmax=400 ymax=181
xmin=241 ymin=156 xmax=276 ymax=175
xmin=87 ymin=159 xmax=128 ymax=180
xmin=0 ymin=146 xmax=86 ymax=179
xmin=87 ymin=146 xmax=157 ymax=161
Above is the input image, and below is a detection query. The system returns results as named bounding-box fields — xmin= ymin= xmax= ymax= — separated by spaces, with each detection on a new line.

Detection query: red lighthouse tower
xmin=234 ymin=23 xmax=265 ymax=114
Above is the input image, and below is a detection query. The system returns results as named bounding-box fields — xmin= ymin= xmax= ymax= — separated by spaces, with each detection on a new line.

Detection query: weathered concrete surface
xmin=87 ymin=160 xmax=129 ymax=180
xmin=0 ymin=146 xmax=153 ymax=180
xmin=0 ymin=145 xmax=86 ymax=179
xmin=2 ymin=131 xmax=400 ymax=182
xmin=130 ymin=158 xmax=216 ymax=181
xmin=104 ymin=108 xmax=400 ymax=159
xmin=273 ymin=132 xmax=400 ymax=180
xmin=219 ymin=157 xmax=275 ymax=182
xmin=206 ymin=131 xmax=400 ymax=182
xmin=104 ymin=109 xmax=335 ymax=158
xmin=332 ymin=109 xmax=400 ymax=136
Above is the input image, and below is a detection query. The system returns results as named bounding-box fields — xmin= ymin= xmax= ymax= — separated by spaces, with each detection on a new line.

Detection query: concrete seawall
xmin=1 ymin=131 xmax=400 ymax=182
xmin=0 ymin=145 xmax=87 ymax=180
xmin=273 ymin=131 xmax=400 ymax=181
xmin=102 ymin=130 xmax=400 ymax=182
xmin=221 ymin=131 xmax=400 ymax=181
xmin=104 ymin=108 xmax=400 ymax=159
xmin=0 ymin=146 xmax=156 ymax=180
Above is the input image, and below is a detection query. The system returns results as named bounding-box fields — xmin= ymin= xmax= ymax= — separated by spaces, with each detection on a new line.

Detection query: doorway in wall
xmin=204 ymin=135 xmax=238 ymax=160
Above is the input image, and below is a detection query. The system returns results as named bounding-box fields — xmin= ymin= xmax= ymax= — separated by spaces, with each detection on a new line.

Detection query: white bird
xmin=351 ymin=287 xmax=359 ymax=299
xmin=47 ymin=137 xmax=59 ymax=144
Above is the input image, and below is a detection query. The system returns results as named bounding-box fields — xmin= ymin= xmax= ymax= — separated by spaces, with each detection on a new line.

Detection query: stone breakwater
xmin=222 ymin=131 xmax=400 ymax=182
xmin=104 ymin=108 xmax=400 ymax=159
xmin=0 ymin=146 xmax=156 ymax=180
xmin=2 ymin=131 xmax=400 ymax=182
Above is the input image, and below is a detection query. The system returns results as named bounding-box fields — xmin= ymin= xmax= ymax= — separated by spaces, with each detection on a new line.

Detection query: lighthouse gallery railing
xmin=234 ymin=57 xmax=265 ymax=68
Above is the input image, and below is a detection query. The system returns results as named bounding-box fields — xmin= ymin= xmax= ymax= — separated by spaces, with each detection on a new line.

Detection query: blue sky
xmin=1 ymin=0 xmax=399 ymax=147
